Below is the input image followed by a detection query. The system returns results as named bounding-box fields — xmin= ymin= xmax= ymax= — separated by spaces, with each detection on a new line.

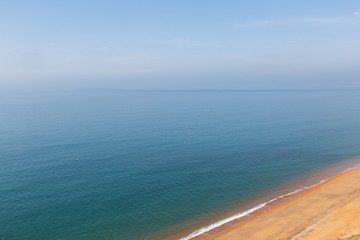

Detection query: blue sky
xmin=1 ymin=0 xmax=360 ymax=89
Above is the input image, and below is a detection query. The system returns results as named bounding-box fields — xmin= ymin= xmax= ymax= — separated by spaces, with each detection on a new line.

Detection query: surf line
xmin=179 ymin=164 xmax=360 ymax=240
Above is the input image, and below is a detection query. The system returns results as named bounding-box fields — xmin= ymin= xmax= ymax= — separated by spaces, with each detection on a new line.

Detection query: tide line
xmin=179 ymin=164 xmax=360 ymax=240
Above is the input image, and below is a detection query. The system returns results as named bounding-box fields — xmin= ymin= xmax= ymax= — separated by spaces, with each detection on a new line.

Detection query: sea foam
xmin=179 ymin=164 xmax=360 ymax=240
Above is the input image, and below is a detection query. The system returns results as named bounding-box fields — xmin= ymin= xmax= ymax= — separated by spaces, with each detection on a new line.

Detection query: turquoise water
xmin=1 ymin=90 xmax=360 ymax=240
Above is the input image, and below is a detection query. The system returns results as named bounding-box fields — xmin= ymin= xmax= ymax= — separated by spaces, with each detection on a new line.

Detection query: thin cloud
xmin=99 ymin=46 xmax=110 ymax=51
xmin=233 ymin=14 xmax=359 ymax=28
xmin=172 ymin=38 xmax=219 ymax=47
xmin=146 ymin=38 xmax=220 ymax=47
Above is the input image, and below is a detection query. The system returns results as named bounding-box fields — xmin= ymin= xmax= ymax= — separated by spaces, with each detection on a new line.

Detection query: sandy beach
xmin=190 ymin=166 xmax=360 ymax=240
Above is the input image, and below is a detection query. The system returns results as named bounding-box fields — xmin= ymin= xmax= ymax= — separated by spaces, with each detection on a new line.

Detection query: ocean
xmin=1 ymin=90 xmax=360 ymax=240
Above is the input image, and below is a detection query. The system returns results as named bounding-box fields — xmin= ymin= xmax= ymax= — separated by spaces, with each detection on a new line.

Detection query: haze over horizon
xmin=1 ymin=0 xmax=360 ymax=90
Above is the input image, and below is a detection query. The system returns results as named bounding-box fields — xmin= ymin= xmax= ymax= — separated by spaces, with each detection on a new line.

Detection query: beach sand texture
xmin=199 ymin=167 xmax=360 ymax=240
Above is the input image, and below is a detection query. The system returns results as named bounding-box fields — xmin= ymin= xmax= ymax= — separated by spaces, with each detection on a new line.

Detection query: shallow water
xmin=1 ymin=90 xmax=360 ymax=240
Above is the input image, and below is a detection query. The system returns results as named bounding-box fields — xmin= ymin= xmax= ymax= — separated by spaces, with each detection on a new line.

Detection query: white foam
xmin=179 ymin=164 xmax=360 ymax=240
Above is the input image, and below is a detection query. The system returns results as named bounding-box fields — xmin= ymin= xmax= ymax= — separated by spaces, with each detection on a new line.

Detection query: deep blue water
xmin=1 ymin=90 xmax=360 ymax=240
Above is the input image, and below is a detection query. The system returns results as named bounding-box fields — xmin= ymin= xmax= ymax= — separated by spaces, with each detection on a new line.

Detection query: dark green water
xmin=1 ymin=90 xmax=360 ymax=240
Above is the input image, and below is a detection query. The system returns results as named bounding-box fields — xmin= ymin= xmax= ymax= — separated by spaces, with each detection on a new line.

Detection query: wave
xmin=179 ymin=164 xmax=360 ymax=240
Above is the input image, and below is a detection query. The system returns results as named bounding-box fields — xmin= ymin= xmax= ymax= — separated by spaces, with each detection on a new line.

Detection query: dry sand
xmin=198 ymin=166 xmax=360 ymax=240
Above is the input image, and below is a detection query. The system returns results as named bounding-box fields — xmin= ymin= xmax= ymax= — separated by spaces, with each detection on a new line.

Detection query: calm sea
xmin=1 ymin=90 xmax=360 ymax=240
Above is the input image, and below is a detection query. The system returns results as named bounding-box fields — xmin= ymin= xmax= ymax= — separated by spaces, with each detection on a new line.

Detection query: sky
xmin=1 ymin=0 xmax=360 ymax=90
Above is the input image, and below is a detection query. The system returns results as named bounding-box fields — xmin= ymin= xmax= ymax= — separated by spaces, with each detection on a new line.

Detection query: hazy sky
xmin=1 ymin=0 xmax=360 ymax=89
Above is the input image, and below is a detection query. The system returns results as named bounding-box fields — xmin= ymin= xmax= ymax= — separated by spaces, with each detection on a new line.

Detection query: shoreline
xmin=177 ymin=158 xmax=360 ymax=240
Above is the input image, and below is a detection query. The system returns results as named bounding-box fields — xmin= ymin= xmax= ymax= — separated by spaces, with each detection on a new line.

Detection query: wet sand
xmin=196 ymin=166 xmax=360 ymax=240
